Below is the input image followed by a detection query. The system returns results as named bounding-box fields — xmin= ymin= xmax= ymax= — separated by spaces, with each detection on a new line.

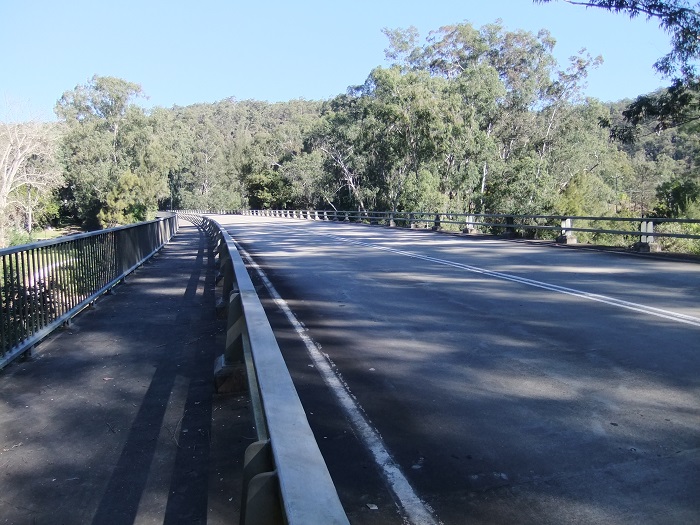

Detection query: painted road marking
xmin=236 ymin=242 xmax=441 ymax=525
xmin=319 ymin=232 xmax=700 ymax=328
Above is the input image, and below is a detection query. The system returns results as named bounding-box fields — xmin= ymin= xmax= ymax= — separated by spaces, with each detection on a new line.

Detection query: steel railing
xmin=0 ymin=214 xmax=179 ymax=369
xmin=196 ymin=214 xmax=349 ymax=525
xmin=241 ymin=209 xmax=700 ymax=251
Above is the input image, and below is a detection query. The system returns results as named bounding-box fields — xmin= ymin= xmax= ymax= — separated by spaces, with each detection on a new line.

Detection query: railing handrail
xmin=239 ymin=209 xmax=700 ymax=244
xmin=1 ymin=214 xmax=179 ymax=369
xmin=0 ymin=213 xmax=178 ymax=256
xmin=200 ymin=215 xmax=349 ymax=525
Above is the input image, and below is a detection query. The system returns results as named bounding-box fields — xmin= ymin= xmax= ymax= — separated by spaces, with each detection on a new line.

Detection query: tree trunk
xmin=480 ymin=162 xmax=488 ymax=213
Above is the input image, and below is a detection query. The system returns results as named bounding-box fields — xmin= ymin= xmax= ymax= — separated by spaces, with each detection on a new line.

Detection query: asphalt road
xmin=216 ymin=214 xmax=700 ymax=525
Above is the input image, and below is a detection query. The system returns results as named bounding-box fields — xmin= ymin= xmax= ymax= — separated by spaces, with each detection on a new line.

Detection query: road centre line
xmin=317 ymin=231 xmax=700 ymax=328
xmin=235 ymin=241 xmax=441 ymax=525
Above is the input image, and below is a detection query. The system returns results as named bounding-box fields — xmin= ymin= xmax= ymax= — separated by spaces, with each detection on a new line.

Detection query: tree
xmin=97 ymin=170 xmax=146 ymax=227
xmin=0 ymin=119 xmax=62 ymax=247
xmin=536 ymin=1 xmax=700 ymax=78
xmin=55 ymin=76 xmax=150 ymax=227
xmin=359 ymin=67 xmax=448 ymax=212
xmin=535 ymin=1 xmax=700 ymax=135
xmin=310 ymin=94 xmax=375 ymax=212
xmin=379 ymin=21 xmax=602 ymax=215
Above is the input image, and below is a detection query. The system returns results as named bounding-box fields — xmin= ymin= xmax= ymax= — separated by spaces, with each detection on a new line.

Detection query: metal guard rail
xmin=0 ymin=214 xmax=179 ymax=370
xmin=242 ymin=209 xmax=700 ymax=246
xmin=199 ymin=215 xmax=349 ymax=525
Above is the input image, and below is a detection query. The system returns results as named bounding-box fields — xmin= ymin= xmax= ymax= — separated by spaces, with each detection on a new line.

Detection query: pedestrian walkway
xmin=0 ymin=222 xmax=252 ymax=525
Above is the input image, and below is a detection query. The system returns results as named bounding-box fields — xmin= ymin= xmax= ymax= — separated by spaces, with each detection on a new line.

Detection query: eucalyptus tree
xmin=233 ymin=99 xmax=323 ymax=210
xmin=0 ymin=119 xmax=61 ymax=246
xmin=55 ymin=76 xmax=165 ymax=227
xmin=536 ymin=1 xmax=700 ymax=136
xmin=379 ymin=21 xmax=604 ymax=215
xmin=309 ymin=93 xmax=376 ymax=212
xmin=356 ymin=66 xmax=452 ymax=213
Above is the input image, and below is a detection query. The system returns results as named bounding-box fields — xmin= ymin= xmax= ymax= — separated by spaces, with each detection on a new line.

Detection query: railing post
xmin=214 ymin=291 xmax=248 ymax=393
xmin=216 ymin=253 xmax=234 ymax=318
xmin=504 ymin=216 xmax=515 ymax=237
xmin=389 ymin=212 xmax=396 ymax=227
xmin=636 ymin=220 xmax=661 ymax=252
xmin=241 ymin=440 xmax=283 ymax=525
xmin=432 ymin=214 xmax=442 ymax=231
xmin=556 ymin=218 xmax=578 ymax=244
xmin=463 ymin=215 xmax=477 ymax=235
xmin=409 ymin=212 xmax=416 ymax=229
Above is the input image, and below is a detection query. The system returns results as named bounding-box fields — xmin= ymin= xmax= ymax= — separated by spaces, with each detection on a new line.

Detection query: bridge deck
xmin=0 ymin=222 xmax=250 ymax=525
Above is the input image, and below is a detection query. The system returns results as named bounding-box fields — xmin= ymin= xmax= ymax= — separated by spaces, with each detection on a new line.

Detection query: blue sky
xmin=1 ymin=0 xmax=672 ymax=119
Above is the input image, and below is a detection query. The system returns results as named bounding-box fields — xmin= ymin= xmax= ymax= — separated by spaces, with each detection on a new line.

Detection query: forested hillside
xmin=1 ymin=20 xmax=698 ymax=248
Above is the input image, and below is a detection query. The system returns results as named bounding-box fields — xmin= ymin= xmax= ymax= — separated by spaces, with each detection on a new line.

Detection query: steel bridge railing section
xmin=241 ymin=209 xmax=700 ymax=252
xmin=0 ymin=214 xmax=179 ymax=370
xmin=200 ymin=216 xmax=350 ymax=525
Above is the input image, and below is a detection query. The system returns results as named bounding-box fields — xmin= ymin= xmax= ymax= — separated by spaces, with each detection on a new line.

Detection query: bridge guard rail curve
xmin=199 ymin=215 xmax=350 ymax=525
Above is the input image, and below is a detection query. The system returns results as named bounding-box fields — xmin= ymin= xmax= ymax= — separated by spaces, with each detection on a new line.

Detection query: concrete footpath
xmin=0 ymin=222 xmax=252 ymax=525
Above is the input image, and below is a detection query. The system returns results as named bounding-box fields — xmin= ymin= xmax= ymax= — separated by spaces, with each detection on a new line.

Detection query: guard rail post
xmin=557 ymin=218 xmax=577 ymax=244
xmin=432 ymin=213 xmax=442 ymax=231
xmin=636 ymin=220 xmax=661 ymax=252
xmin=240 ymin=440 xmax=280 ymax=525
xmin=214 ymin=290 xmax=248 ymax=393
xmin=503 ymin=215 xmax=516 ymax=237
xmin=215 ymin=237 xmax=234 ymax=318
xmin=463 ymin=215 xmax=477 ymax=234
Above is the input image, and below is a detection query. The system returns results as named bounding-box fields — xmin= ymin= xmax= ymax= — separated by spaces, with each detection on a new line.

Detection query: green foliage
xmin=245 ymin=171 xmax=292 ymax=210
xmin=557 ymin=172 xmax=617 ymax=216
xmin=654 ymin=177 xmax=700 ymax=216
xmin=655 ymin=220 xmax=700 ymax=253
xmin=44 ymin=14 xmax=700 ymax=253
xmin=538 ymin=1 xmax=700 ymax=136
xmin=55 ymin=76 xmax=168 ymax=227
xmin=97 ymin=171 xmax=147 ymax=227
xmin=7 ymin=229 xmax=35 ymax=247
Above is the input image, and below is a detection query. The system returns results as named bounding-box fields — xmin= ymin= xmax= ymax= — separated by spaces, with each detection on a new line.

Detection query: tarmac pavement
xmin=0 ymin=222 xmax=252 ymax=525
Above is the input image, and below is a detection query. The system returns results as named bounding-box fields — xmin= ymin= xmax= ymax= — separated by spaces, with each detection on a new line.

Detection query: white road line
xmin=319 ymin=232 xmax=700 ymax=328
xmin=236 ymin=242 xmax=441 ymax=525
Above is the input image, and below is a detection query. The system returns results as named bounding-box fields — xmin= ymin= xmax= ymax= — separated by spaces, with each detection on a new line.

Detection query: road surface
xmin=217 ymin=214 xmax=700 ymax=525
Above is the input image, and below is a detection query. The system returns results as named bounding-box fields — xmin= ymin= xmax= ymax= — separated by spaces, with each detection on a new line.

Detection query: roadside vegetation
xmin=2 ymin=3 xmax=699 ymax=249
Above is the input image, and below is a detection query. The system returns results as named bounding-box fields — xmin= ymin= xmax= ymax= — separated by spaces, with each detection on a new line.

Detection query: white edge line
xmin=236 ymin=243 xmax=441 ymax=525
